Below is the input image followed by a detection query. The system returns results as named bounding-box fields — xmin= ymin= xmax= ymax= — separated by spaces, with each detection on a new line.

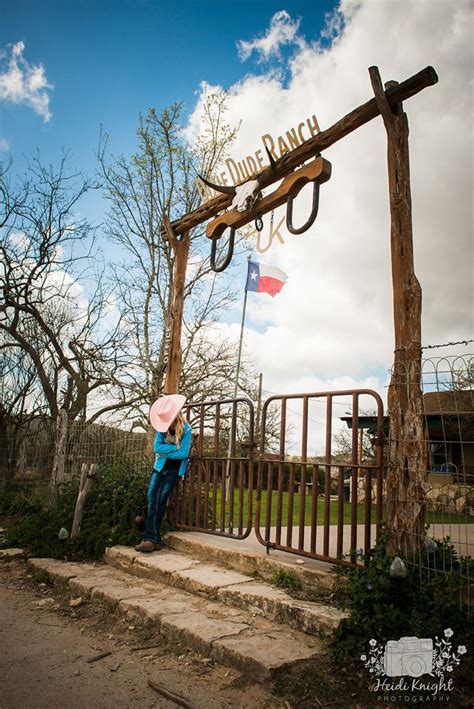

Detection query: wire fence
xmin=1 ymin=349 xmax=472 ymax=603
xmin=383 ymin=353 xmax=473 ymax=607
xmin=0 ymin=418 xmax=152 ymax=498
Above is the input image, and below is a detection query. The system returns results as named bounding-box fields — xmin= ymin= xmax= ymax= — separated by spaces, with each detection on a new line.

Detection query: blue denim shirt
xmin=153 ymin=423 xmax=192 ymax=477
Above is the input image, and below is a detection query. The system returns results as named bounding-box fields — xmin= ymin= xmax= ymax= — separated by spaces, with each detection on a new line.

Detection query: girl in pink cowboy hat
xmin=135 ymin=394 xmax=192 ymax=553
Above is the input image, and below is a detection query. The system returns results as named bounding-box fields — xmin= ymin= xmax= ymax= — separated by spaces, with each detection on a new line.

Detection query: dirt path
xmin=0 ymin=559 xmax=286 ymax=709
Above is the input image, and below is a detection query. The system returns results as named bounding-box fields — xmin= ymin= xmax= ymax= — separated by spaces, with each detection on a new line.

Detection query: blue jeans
xmin=143 ymin=467 xmax=180 ymax=544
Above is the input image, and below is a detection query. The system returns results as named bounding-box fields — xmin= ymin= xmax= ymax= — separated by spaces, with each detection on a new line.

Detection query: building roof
xmin=340 ymin=390 xmax=474 ymax=436
xmin=422 ymin=390 xmax=474 ymax=415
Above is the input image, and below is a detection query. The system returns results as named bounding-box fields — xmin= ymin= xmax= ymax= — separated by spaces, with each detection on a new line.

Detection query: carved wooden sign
xmin=206 ymin=156 xmax=331 ymax=239
xmin=201 ymin=153 xmax=332 ymax=271
xmin=196 ymin=113 xmax=321 ymax=203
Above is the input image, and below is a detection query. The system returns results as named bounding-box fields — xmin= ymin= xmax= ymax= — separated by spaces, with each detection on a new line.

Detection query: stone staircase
xmin=28 ymin=535 xmax=347 ymax=681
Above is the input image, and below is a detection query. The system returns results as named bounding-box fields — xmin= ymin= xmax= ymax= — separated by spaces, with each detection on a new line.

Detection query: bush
xmin=0 ymin=488 xmax=45 ymax=516
xmin=272 ymin=568 xmax=303 ymax=590
xmin=4 ymin=458 xmax=150 ymax=560
xmin=331 ymin=533 xmax=474 ymax=666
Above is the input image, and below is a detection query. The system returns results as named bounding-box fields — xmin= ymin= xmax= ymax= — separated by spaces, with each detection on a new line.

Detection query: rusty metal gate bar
xmin=255 ymin=389 xmax=384 ymax=566
xmin=172 ymin=397 xmax=255 ymax=539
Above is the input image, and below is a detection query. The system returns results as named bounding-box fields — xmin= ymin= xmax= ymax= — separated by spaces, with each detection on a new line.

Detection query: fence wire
xmin=384 ymin=354 xmax=473 ymax=607
xmin=1 ymin=350 xmax=472 ymax=606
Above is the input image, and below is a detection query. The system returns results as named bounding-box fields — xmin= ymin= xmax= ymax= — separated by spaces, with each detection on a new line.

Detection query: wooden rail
xmin=168 ymin=66 xmax=438 ymax=237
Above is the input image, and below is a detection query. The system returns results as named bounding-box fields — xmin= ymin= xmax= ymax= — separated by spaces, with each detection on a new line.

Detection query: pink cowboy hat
xmin=149 ymin=394 xmax=186 ymax=432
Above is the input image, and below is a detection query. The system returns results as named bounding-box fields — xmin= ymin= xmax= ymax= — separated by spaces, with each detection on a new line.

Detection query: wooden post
xmin=162 ymin=217 xmax=190 ymax=394
xmin=71 ymin=463 xmax=97 ymax=539
xmin=369 ymin=66 xmax=428 ymax=556
xmin=49 ymin=408 xmax=68 ymax=508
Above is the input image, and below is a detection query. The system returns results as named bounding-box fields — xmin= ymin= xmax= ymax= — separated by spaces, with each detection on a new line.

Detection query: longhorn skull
xmin=199 ymin=147 xmax=277 ymax=213
xmin=230 ymin=179 xmax=261 ymax=212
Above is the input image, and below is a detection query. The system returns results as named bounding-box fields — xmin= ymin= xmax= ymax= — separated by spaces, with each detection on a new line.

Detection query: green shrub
xmin=5 ymin=457 xmax=150 ymax=560
xmin=0 ymin=488 xmax=45 ymax=516
xmin=272 ymin=568 xmax=303 ymax=590
xmin=331 ymin=533 xmax=473 ymax=666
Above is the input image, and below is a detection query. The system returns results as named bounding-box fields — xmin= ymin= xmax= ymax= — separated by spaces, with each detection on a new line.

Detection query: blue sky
xmin=1 ymin=0 xmax=337 ymax=199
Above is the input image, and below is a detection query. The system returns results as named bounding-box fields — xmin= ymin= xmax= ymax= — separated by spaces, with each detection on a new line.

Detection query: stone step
xmin=165 ymin=531 xmax=335 ymax=592
xmin=27 ymin=557 xmax=325 ymax=681
xmin=105 ymin=545 xmax=347 ymax=638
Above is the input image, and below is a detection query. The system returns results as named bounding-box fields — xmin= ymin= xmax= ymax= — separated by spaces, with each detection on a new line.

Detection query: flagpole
xmin=227 ymin=256 xmax=251 ymax=480
xmin=233 ymin=256 xmax=251 ymax=398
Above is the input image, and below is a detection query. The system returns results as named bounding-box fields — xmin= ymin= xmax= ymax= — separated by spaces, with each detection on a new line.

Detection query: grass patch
xmin=207 ymin=489 xmax=471 ymax=528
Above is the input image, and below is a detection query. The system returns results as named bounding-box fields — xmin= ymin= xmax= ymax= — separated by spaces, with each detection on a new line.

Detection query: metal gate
xmin=256 ymin=390 xmax=384 ymax=566
xmin=172 ymin=389 xmax=384 ymax=566
xmin=172 ymin=397 xmax=255 ymax=539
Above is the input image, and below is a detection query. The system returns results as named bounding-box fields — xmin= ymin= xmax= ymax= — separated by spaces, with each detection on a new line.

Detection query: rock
xmin=69 ymin=597 xmax=83 ymax=608
xmin=455 ymin=497 xmax=466 ymax=512
xmin=36 ymin=598 xmax=56 ymax=607
xmin=0 ymin=548 xmax=25 ymax=559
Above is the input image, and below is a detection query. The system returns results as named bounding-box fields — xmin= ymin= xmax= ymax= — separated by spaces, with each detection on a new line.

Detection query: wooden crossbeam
xmin=205 ymin=156 xmax=332 ymax=239
xmin=168 ymin=66 xmax=437 ymax=237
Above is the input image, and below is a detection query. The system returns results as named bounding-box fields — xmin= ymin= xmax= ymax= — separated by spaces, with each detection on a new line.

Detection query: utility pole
xmin=256 ymin=372 xmax=263 ymax=446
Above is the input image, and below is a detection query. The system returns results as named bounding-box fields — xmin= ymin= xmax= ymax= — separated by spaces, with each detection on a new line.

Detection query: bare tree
xmin=97 ymin=92 xmax=250 ymax=427
xmin=0 ymin=154 xmax=138 ymax=501
xmin=333 ymin=426 xmax=379 ymax=462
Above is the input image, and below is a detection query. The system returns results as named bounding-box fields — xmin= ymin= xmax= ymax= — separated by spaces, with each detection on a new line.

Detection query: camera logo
xmin=361 ymin=628 xmax=467 ymax=687
xmin=384 ymin=636 xmax=433 ymax=677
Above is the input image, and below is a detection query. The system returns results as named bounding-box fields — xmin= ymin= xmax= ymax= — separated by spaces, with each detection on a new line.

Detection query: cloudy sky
xmin=1 ymin=0 xmax=473 ymax=419
xmin=187 ymin=0 xmax=473 ymax=407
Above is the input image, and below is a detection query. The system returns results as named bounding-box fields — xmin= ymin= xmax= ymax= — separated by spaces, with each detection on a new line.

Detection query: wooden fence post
xmin=71 ymin=463 xmax=97 ymax=539
xmin=369 ymin=66 xmax=428 ymax=555
xmin=49 ymin=408 xmax=68 ymax=508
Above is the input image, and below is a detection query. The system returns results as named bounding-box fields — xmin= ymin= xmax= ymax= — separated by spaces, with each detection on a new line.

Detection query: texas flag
xmin=245 ymin=260 xmax=288 ymax=297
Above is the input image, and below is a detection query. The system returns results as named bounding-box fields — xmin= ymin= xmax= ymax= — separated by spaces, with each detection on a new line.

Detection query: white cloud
xmin=0 ymin=41 xmax=53 ymax=122
xmin=0 ymin=137 xmax=9 ymax=152
xmin=237 ymin=10 xmax=302 ymax=62
xmin=187 ymin=1 xmax=473 ymax=402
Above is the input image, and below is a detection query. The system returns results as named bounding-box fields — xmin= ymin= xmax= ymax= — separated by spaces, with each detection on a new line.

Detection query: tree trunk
xmin=369 ymin=67 xmax=428 ymax=556
xmin=49 ymin=408 xmax=68 ymax=508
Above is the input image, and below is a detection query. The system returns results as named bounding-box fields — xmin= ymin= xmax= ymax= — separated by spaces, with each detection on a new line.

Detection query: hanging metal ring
xmin=286 ymin=181 xmax=321 ymax=235
xmin=255 ymin=216 xmax=263 ymax=232
xmin=210 ymin=226 xmax=235 ymax=273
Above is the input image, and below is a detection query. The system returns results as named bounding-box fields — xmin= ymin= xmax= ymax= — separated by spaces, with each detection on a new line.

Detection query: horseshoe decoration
xmin=210 ymin=225 xmax=236 ymax=273
xmin=205 ymin=156 xmax=331 ymax=272
xmin=286 ymin=180 xmax=320 ymax=235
